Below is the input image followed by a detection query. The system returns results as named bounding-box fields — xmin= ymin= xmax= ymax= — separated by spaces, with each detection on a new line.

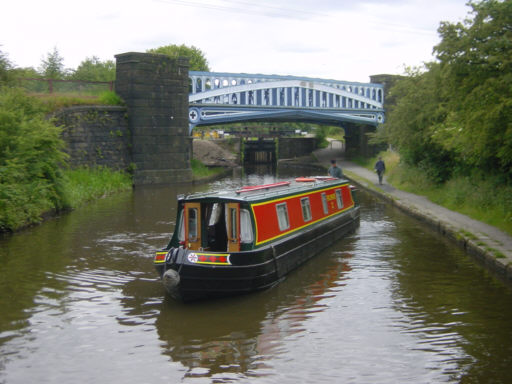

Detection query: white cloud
xmin=1 ymin=0 xmax=469 ymax=82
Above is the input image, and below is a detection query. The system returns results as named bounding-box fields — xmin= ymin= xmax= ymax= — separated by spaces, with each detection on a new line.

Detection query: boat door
xmin=184 ymin=202 xmax=201 ymax=250
xmin=227 ymin=202 xmax=240 ymax=252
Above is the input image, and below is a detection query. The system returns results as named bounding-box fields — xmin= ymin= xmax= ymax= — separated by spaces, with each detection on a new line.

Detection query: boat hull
xmin=155 ymin=206 xmax=359 ymax=301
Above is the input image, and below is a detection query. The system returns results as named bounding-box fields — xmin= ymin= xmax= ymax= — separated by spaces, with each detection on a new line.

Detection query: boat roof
xmin=178 ymin=177 xmax=350 ymax=203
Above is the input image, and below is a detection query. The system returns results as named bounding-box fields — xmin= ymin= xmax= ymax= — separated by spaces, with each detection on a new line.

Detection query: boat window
xmin=336 ymin=189 xmax=343 ymax=209
xmin=276 ymin=203 xmax=290 ymax=231
xmin=240 ymin=209 xmax=254 ymax=243
xmin=188 ymin=208 xmax=198 ymax=241
xmin=321 ymin=193 xmax=329 ymax=214
xmin=178 ymin=210 xmax=185 ymax=243
xmin=301 ymin=197 xmax=312 ymax=222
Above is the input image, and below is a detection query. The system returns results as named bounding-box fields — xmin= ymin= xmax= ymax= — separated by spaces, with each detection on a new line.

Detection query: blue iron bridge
xmin=188 ymin=71 xmax=385 ymax=133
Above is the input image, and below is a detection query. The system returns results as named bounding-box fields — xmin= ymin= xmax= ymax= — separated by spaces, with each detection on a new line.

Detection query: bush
xmin=315 ymin=126 xmax=328 ymax=148
xmin=0 ymin=87 xmax=69 ymax=231
xmin=98 ymin=91 xmax=124 ymax=106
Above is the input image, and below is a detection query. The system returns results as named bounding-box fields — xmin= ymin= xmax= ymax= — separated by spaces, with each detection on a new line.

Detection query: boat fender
xmin=166 ymin=247 xmax=179 ymax=264
xmin=176 ymin=247 xmax=187 ymax=264
xmin=163 ymin=269 xmax=180 ymax=294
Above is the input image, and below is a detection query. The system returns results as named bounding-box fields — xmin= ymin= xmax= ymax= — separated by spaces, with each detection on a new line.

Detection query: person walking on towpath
xmin=374 ymin=157 xmax=385 ymax=185
xmin=328 ymin=159 xmax=343 ymax=178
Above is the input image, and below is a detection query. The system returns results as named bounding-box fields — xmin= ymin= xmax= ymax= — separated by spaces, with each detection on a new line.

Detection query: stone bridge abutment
xmin=115 ymin=52 xmax=192 ymax=185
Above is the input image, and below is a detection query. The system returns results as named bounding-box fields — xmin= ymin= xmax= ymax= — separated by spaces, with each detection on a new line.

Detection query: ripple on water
xmin=2 ymin=180 xmax=512 ymax=384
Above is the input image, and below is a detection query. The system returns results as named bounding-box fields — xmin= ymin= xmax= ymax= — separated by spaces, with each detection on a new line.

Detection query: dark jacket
xmin=328 ymin=165 xmax=343 ymax=178
xmin=374 ymin=160 xmax=385 ymax=173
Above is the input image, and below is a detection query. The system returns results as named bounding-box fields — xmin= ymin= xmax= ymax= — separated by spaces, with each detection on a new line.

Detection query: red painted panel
xmin=251 ymin=184 xmax=354 ymax=245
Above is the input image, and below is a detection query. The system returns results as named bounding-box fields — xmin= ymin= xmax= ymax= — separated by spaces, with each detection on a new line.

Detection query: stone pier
xmin=115 ymin=52 xmax=192 ymax=185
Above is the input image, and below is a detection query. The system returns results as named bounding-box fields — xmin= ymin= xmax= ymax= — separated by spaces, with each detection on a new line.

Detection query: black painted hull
xmin=156 ymin=206 xmax=359 ymax=301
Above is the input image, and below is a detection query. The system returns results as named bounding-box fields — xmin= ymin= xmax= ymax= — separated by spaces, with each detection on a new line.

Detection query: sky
xmin=1 ymin=0 xmax=471 ymax=82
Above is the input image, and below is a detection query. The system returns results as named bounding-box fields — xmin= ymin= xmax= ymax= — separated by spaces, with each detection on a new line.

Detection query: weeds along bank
xmin=0 ymin=88 xmax=235 ymax=232
xmin=0 ymin=88 xmax=132 ymax=232
xmin=360 ymin=151 xmax=512 ymax=237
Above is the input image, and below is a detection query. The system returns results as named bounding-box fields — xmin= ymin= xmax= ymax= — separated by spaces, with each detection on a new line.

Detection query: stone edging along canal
xmin=341 ymin=166 xmax=512 ymax=287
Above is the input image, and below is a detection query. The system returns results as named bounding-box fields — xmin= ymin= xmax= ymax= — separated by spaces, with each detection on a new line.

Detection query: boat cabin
xmin=167 ymin=178 xmax=355 ymax=254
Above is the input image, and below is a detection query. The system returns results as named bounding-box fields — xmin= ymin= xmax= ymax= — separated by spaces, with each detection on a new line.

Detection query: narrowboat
xmin=154 ymin=176 xmax=360 ymax=301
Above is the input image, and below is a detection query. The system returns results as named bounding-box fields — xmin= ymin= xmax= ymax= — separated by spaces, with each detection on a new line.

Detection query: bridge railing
xmin=188 ymin=71 xmax=384 ymax=110
xmin=187 ymin=71 xmax=385 ymax=128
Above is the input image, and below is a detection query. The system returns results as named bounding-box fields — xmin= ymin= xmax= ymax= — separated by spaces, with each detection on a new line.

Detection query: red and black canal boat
xmin=154 ymin=177 xmax=360 ymax=301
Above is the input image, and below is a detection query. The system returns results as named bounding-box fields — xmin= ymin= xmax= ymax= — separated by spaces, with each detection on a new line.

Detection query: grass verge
xmin=359 ymin=151 xmax=512 ymax=236
xmin=33 ymin=91 xmax=124 ymax=112
xmin=62 ymin=167 xmax=133 ymax=208
xmin=191 ymin=159 xmax=224 ymax=179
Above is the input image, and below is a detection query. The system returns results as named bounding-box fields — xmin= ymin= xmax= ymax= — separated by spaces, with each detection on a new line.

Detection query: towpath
xmin=313 ymin=141 xmax=512 ymax=284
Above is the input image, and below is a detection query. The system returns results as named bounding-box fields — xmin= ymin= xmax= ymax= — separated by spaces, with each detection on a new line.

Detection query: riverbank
xmin=190 ymin=139 xmax=240 ymax=184
xmin=313 ymin=145 xmax=512 ymax=285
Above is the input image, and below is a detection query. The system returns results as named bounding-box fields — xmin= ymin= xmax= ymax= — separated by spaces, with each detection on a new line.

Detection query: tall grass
xmin=191 ymin=159 xmax=224 ymax=178
xmin=62 ymin=167 xmax=132 ymax=207
xmin=428 ymin=175 xmax=512 ymax=234
xmin=369 ymin=151 xmax=512 ymax=236
xmin=35 ymin=90 xmax=124 ymax=112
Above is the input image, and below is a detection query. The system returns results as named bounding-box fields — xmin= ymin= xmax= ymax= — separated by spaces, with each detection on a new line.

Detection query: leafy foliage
xmin=147 ymin=44 xmax=210 ymax=71
xmin=10 ymin=66 xmax=40 ymax=79
xmin=97 ymin=91 xmax=124 ymax=105
xmin=0 ymin=48 xmax=15 ymax=85
xmin=0 ymin=88 xmax=69 ymax=231
xmin=70 ymin=56 xmax=116 ymax=82
xmin=384 ymin=64 xmax=455 ymax=183
xmin=385 ymin=0 xmax=512 ymax=182
xmin=433 ymin=0 xmax=512 ymax=175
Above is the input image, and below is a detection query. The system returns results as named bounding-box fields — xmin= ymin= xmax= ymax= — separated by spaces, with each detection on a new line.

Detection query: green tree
xmin=39 ymin=47 xmax=67 ymax=79
xmin=11 ymin=66 xmax=40 ymax=79
xmin=70 ymin=56 xmax=115 ymax=82
xmin=433 ymin=0 xmax=512 ymax=176
xmin=384 ymin=64 xmax=455 ymax=183
xmin=147 ymin=44 xmax=210 ymax=71
xmin=385 ymin=0 xmax=512 ymax=181
xmin=0 ymin=48 xmax=13 ymax=85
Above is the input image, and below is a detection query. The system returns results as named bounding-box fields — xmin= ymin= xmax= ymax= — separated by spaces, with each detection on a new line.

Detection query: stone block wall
xmin=278 ymin=137 xmax=317 ymax=159
xmin=115 ymin=52 xmax=192 ymax=185
xmin=55 ymin=106 xmax=131 ymax=170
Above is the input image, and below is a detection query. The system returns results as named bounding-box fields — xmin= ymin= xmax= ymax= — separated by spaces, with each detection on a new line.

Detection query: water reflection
xmin=150 ymin=241 xmax=354 ymax=380
xmin=386 ymin=212 xmax=512 ymax=383
xmin=1 ymin=173 xmax=512 ymax=383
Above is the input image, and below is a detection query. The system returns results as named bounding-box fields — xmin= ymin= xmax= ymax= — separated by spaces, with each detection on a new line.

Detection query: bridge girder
xmin=188 ymin=71 xmax=385 ymax=132
xmin=189 ymin=105 xmax=383 ymax=128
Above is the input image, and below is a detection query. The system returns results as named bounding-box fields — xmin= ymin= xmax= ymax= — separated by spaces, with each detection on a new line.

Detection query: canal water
xmin=1 ymin=169 xmax=512 ymax=383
